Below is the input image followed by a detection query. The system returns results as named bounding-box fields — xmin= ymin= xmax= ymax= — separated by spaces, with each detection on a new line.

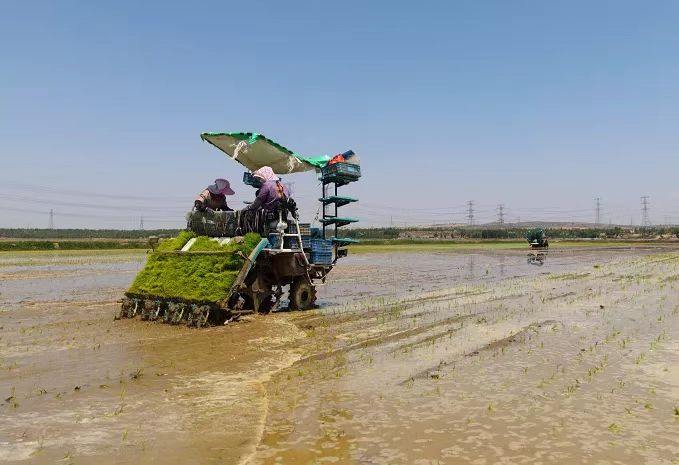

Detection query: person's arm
xmin=243 ymin=184 xmax=270 ymax=211
xmin=194 ymin=189 xmax=210 ymax=211
xmin=243 ymin=193 xmax=264 ymax=211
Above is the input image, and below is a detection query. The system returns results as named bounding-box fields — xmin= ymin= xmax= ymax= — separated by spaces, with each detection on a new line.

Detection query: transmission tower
xmin=641 ymin=196 xmax=650 ymax=227
xmin=497 ymin=204 xmax=505 ymax=225
xmin=594 ymin=197 xmax=600 ymax=226
xmin=49 ymin=209 xmax=54 ymax=229
xmin=466 ymin=200 xmax=475 ymax=226
xmin=139 ymin=216 xmax=145 ymax=230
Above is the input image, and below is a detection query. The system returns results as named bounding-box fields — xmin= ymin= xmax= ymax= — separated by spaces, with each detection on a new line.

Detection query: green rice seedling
xmin=650 ymin=338 xmax=661 ymax=351
xmin=6 ymin=395 xmax=18 ymax=409
xmin=58 ymin=452 xmax=74 ymax=465
xmin=126 ymin=232 xmax=261 ymax=302
xmin=608 ymin=423 xmax=621 ymax=433
xmin=29 ymin=436 xmax=45 ymax=458
xmin=564 ymin=382 xmax=578 ymax=396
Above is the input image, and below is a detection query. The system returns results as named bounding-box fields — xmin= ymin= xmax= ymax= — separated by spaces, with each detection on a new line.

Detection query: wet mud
xmin=1 ymin=246 xmax=679 ymax=464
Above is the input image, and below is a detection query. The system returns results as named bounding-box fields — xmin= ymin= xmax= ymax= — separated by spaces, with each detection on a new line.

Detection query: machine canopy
xmin=200 ymin=132 xmax=331 ymax=174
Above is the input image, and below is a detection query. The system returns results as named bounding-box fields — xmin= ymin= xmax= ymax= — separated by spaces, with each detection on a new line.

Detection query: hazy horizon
xmin=2 ymin=1 xmax=679 ymax=229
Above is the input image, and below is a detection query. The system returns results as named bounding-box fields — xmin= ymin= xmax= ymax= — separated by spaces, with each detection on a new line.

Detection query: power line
xmin=0 ymin=206 xmax=181 ymax=222
xmin=466 ymin=200 xmax=475 ymax=226
xmin=139 ymin=216 xmax=145 ymax=230
xmin=48 ymin=209 xmax=54 ymax=229
xmin=497 ymin=204 xmax=505 ymax=225
xmin=0 ymin=180 xmax=188 ymax=202
xmin=595 ymin=197 xmax=600 ymax=226
xmin=641 ymin=196 xmax=650 ymax=227
xmin=0 ymin=194 xmax=188 ymax=213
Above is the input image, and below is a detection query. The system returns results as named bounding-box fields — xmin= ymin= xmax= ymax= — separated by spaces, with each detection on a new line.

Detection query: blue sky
xmin=2 ymin=1 xmax=679 ymax=228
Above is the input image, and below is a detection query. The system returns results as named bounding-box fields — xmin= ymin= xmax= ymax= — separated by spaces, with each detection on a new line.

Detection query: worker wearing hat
xmin=194 ymin=178 xmax=235 ymax=212
xmin=243 ymin=166 xmax=288 ymax=212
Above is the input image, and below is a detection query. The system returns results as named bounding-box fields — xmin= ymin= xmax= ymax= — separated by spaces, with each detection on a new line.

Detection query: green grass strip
xmin=0 ymin=240 xmax=148 ymax=251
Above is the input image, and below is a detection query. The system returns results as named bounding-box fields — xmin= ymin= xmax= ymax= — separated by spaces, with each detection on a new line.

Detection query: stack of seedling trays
xmin=267 ymin=233 xmax=281 ymax=248
xmin=311 ymin=238 xmax=333 ymax=264
xmin=298 ymin=223 xmax=311 ymax=249
xmin=267 ymin=222 xmax=311 ymax=250
xmin=267 ymin=232 xmax=300 ymax=249
xmin=320 ymin=162 xmax=361 ymax=186
xmin=319 ymin=160 xmax=360 ymax=256
xmin=242 ymin=171 xmax=261 ymax=186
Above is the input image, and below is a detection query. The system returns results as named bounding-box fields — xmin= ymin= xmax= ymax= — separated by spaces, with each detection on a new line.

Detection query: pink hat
xmin=208 ymin=178 xmax=235 ymax=195
xmin=252 ymin=166 xmax=279 ymax=182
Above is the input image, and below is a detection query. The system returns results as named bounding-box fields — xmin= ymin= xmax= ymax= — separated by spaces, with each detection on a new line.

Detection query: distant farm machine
xmin=526 ymin=228 xmax=549 ymax=248
xmin=120 ymin=132 xmax=361 ymax=326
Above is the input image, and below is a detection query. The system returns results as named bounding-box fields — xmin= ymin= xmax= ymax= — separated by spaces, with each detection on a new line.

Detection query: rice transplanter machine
xmin=119 ymin=132 xmax=361 ymax=326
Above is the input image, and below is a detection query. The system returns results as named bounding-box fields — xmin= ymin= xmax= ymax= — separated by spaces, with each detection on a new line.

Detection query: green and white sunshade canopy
xmin=200 ymin=132 xmax=331 ymax=174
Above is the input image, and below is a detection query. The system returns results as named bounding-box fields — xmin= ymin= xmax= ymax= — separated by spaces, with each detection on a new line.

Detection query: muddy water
xmin=316 ymin=247 xmax=664 ymax=306
xmin=1 ymin=247 xmax=679 ymax=464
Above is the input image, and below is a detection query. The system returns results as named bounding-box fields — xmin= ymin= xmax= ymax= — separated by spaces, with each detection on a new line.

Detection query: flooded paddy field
xmin=1 ymin=245 xmax=679 ymax=464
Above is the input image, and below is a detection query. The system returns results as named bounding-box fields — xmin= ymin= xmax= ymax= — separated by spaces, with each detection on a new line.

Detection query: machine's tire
xmin=289 ymin=278 xmax=317 ymax=310
xmin=259 ymin=295 xmax=277 ymax=314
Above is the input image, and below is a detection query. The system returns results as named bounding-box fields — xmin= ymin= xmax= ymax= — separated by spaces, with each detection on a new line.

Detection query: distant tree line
xmin=3 ymin=226 xmax=679 ymax=242
xmin=341 ymin=227 xmax=401 ymax=240
xmin=0 ymin=228 xmax=181 ymax=239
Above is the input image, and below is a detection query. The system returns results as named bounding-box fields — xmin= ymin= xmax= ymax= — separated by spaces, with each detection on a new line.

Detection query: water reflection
xmin=527 ymin=252 xmax=548 ymax=266
xmin=466 ymin=254 xmax=475 ymax=279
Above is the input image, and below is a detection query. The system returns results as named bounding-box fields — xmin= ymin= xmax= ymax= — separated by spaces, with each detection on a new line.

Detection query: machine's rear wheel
xmin=259 ymin=295 xmax=277 ymax=314
xmin=289 ymin=278 xmax=317 ymax=310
